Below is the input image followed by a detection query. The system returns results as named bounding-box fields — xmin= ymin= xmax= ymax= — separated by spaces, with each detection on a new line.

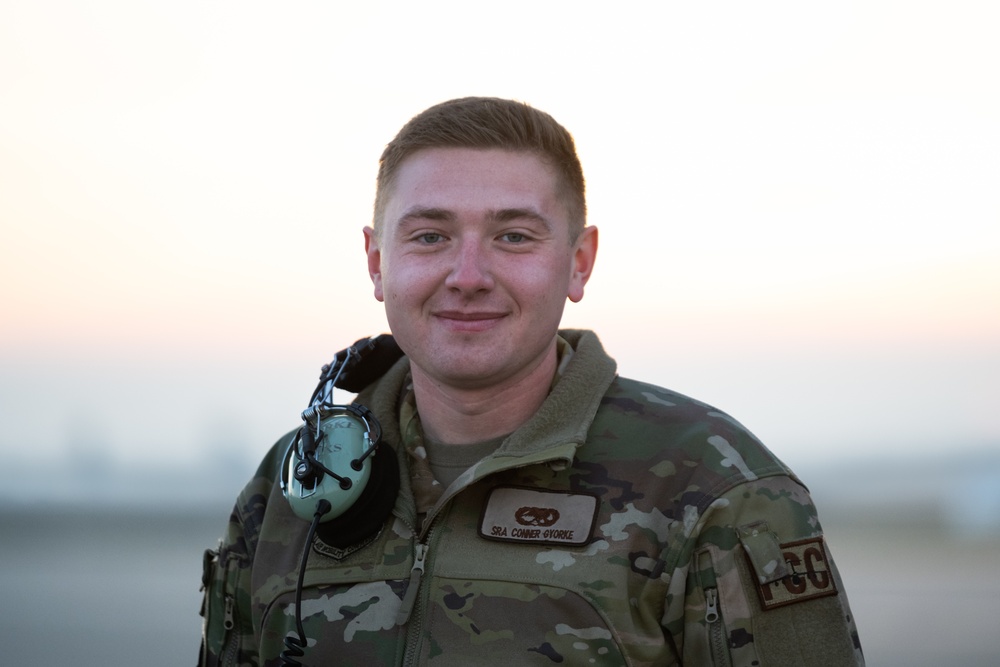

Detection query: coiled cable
xmin=280 ymin=499 xmax=332 ymax=666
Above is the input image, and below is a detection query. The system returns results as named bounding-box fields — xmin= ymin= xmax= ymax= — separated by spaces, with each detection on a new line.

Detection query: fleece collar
xmin=360 ymin=330 xmax=616 ymax=457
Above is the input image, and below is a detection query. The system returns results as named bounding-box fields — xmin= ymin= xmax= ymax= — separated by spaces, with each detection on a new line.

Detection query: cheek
xmin=518 ymin=260 xmax=573 ymax=297
xmin=413 ymin=255 xmax=455 ymax=284
xmin=512 ymin=274 xmax=571 ymax=323
xmin=383 ymin=268 xmax=431 ymax=307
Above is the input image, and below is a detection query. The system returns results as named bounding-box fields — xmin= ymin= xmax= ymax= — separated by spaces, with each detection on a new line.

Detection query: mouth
xmin=434 ymin=310 xmax=507 ymax=332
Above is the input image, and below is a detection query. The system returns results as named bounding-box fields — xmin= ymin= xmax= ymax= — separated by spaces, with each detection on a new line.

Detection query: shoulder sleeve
xmin=199 ymin=436 xmax=289 ymax=667
xmin=673 ymin=474 xmax=865 ymax=666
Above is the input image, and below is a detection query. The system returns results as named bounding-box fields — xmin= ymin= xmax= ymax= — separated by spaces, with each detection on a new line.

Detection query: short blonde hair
xmin=373 ymin=97 xmax=586 ymax=240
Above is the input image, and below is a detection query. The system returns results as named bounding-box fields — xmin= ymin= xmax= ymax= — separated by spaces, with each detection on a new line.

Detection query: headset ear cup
xmin=314 ymin=442 xmax=400 ymax=549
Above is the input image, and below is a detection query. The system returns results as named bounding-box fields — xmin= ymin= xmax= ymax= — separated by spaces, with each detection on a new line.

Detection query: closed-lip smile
xmin=435 ymin=310 xmax=506 ymax=321
xmin=434 ymin=310 xmax=507 ymax=331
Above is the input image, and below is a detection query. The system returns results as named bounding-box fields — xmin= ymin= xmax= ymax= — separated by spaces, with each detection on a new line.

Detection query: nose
xmin=444 ymin=237 xmax=494 ymax=294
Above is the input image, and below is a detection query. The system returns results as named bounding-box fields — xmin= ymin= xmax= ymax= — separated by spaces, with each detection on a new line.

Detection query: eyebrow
xmin=488 ymin=208 xmax=552 ymax=231
xmin=398 ymin=206 xmax=454 ymax=224
xmin=397 ymin=206 xmax=553 ymax=232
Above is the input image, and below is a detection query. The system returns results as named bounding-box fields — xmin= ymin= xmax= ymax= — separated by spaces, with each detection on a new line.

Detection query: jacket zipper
xmin=396 ymin=542 xmax=428 ymax=626
xmin=401 ymin=526 xmax=437 ymax=666
xmin=396 ymin=446 xmax=578 ymax=665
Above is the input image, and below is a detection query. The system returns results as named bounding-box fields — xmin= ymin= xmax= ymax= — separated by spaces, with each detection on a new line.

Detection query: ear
xmin=567 ymin=225 xmax=598 ymax=303
xmin=363 ymin=226 xmax=385 ymax=302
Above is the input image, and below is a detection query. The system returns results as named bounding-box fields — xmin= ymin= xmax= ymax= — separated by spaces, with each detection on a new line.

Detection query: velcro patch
xmin=479 ymin=486 xmax=598 ymax=547
xmin=737 ymin=521 xmax=789 ymax=584
xmin=750 ymin=537 xmax=839 ymax=610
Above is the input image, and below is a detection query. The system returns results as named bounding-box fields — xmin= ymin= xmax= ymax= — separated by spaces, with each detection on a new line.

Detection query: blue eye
xmin=501 ymin=233 xmax=526 ymax=243
xmin=419 ymin=233 xmax=443 ymax=244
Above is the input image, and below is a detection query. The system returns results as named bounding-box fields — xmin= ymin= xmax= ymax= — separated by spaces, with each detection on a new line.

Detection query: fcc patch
xmin=479 ymin=486 xmax=598 ymax=547
xmin=749 ymin=537 xmax=839 ymax=610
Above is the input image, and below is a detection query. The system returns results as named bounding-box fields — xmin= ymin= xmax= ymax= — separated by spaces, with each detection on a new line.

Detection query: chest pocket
xmin=418 ymin=509 xmax=667 ymax=666
xmin=421 ymin=574 xmax=628 ymax=666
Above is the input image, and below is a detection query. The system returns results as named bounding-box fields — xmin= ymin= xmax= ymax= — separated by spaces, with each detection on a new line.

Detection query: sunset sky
xmin=1 ymin=1 xmax=997 ymax=475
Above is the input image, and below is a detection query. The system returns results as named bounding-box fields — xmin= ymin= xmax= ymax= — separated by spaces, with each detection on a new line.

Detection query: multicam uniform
xmin=200 ymin=330 xmax=864 ymax=666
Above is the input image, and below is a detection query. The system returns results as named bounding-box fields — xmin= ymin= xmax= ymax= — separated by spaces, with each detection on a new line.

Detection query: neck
xmin=410 ymin=344 xmax=557 ymax=445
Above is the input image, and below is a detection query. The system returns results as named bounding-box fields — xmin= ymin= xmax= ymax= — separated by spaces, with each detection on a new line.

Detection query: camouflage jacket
xmin=200 ymin=329 xmax=864 ymax=666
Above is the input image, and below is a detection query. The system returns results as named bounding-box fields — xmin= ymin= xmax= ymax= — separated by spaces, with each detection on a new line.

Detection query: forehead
xmin=383 ymin=148 xmax=565 ymax=221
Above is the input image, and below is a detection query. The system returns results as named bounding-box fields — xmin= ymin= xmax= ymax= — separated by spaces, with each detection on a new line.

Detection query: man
xmin=200 ymin=97 xmax=864 ymax=666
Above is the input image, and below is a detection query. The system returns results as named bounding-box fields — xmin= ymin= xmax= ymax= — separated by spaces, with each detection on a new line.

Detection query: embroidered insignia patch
xmin=479 ymin=486 xmax=598 ymax=547
xmin=313 ymin=529 xmax=380 ymax=561
xmin=749 ymin=537 xmax=839 ymax=610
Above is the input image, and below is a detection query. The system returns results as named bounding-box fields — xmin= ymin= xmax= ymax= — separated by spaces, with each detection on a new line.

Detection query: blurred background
xmin=1 ymin=1 xmax=998 ymax=665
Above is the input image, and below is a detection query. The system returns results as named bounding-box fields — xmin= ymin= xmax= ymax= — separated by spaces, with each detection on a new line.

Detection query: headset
xmin=279 ymin=334 xmax=403 ymax=546
xmin=279 ymin=335 xmax=403 ymax=666
xmin=282 ymin=402 xmax=382 ymax=522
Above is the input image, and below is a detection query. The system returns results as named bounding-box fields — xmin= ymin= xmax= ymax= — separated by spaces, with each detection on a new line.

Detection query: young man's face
xmin=364 ymin=148 xmax=597 ymax=393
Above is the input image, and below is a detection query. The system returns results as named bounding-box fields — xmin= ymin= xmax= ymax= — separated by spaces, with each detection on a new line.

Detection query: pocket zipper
xmin=698 ymin=550 xmax=732 ymax=667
